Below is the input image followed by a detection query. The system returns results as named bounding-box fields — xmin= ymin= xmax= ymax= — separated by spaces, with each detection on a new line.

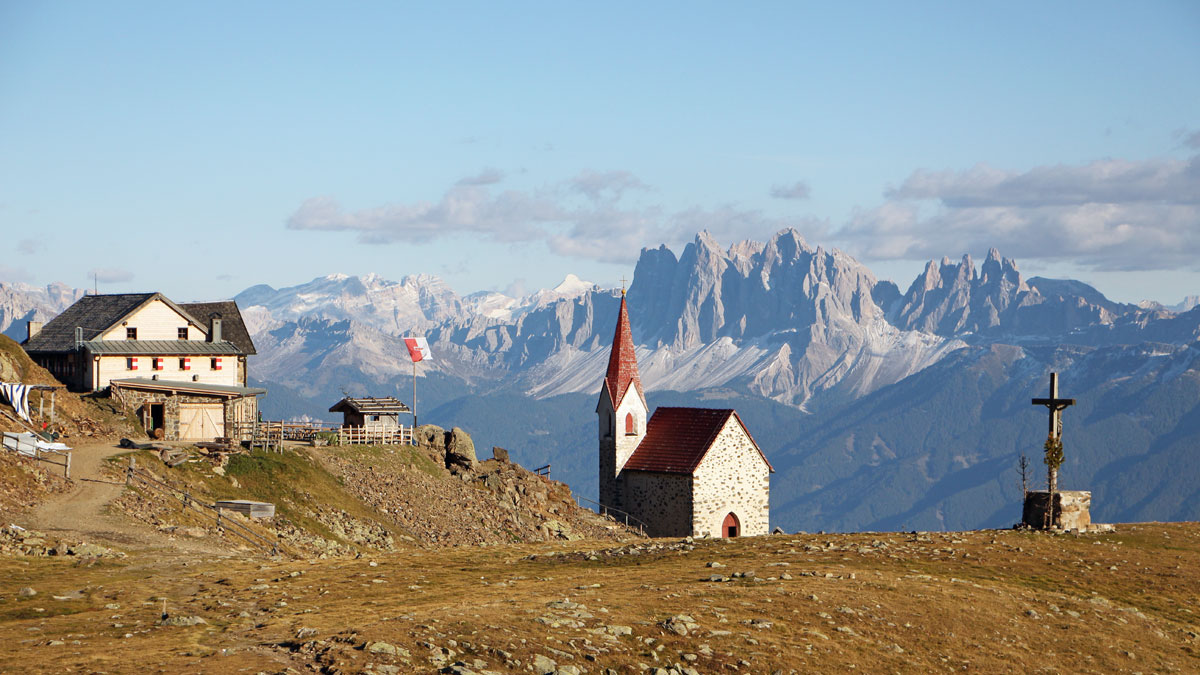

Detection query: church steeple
xmin=603 ymin=293 xmax=646 ymax=410
xmin=598 ymin=291 xmax=649 ymax=513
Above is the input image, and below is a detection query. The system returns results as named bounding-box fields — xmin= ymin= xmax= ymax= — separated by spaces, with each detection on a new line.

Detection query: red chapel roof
xmin=622 ymin=407 xmax=773 ymax=474
xmin=603 ymin=294 xmax=646 ymax=409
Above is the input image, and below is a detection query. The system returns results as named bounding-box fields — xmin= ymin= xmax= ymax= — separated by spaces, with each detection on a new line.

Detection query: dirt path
xmin=21 ymin=441 xmax=224 ymax=555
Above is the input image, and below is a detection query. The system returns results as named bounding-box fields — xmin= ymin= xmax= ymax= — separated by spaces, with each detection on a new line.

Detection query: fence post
xmin=126 ymin=457 xmax=135 ymax=485
xmin=65 ymin=452 xmax=71 ymax=479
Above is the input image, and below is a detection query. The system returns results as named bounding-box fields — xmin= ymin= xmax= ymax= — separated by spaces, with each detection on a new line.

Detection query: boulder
xmin=415 ymin=424 xmax=447 ymax=454
xmin=445 ymin=427 xmax=477 ymax=473
xmin=492 ymin=446 xmax=510 ymax=462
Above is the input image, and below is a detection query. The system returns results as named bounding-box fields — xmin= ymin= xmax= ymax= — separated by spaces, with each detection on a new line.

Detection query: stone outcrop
xmin=445 ymin=427 xmax=477 ymax=473
xmin=415 ymin=424 xmax=477 ymax=474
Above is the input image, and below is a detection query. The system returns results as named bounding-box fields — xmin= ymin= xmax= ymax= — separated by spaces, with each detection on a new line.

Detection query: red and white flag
xmin=403 ymin=336 xmax=432 ymax=362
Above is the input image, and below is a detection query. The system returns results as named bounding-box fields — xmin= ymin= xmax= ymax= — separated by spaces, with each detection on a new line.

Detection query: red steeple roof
xmin=603 ymin=294 xmax=646 ymax=409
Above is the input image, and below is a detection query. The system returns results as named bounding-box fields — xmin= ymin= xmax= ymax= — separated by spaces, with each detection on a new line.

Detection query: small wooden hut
xmin=329 ymin=396 xmax=411 ymax=430
xmin=328 ymin=396 xmax=413 ymax=446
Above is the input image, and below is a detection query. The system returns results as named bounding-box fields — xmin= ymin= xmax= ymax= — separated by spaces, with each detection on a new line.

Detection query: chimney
xmin=74 ymin=326 xmax=83 ymax=349
xmin=210 ymin=317 xmax=223 ymax=343
xmin=27 ymin=321 xmax=42 ymax=341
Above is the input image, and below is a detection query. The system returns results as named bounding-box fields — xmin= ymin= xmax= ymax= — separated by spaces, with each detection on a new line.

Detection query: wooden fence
xmin=336 ymin=426 xmax=413 ymax=446
xmin=228 ymin=421 xmax=413 ymax=449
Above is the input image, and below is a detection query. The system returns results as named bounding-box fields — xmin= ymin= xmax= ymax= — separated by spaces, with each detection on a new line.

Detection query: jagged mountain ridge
xmin=4 ymin=230 xmax=1200 ymax=531
xmin=236 ymin=229 xmax=1188 ymax=411
xmin=0 ymin=282 xmax=86 ymax=342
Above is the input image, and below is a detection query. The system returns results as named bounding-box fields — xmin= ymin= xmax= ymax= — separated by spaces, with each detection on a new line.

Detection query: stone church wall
xmin=622 ymin=471 xmax=692 ymax=538
xmin=691 ymin=418 xmax=771 ymax=537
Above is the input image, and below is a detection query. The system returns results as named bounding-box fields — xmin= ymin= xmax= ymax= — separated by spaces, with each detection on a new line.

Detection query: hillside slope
xmin=111 ymin=437 xmax=636 ymax=557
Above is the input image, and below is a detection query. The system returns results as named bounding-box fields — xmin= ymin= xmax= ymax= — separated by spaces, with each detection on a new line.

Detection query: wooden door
xmin=722 ymin=512 xmax=740 ymax=538
xmin=179 ymin=403 xmax=225 ymax=440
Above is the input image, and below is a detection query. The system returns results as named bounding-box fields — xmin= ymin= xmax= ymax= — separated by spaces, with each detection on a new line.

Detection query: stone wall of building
xmin=621 ymin=471 xmax=692 ymax=538
xmin=111 ymin=387 xmax=257 ymax=441
xmin=691 ymin=417 xmax=771 ymax=537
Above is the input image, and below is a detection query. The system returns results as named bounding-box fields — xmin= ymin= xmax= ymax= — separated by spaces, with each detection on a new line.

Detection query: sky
xmin=1 ymin=2 xmax=1198 ymax=304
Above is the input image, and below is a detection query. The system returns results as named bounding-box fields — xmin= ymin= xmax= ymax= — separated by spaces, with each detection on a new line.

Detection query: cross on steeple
xmin=620 ymin=275 xmax=628 ymax=296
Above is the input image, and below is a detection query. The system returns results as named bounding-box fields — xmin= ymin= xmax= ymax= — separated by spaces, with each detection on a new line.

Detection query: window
xmin=126 ymin=357 xmax=138 ymax=371
xmin=211 ymin=357 xmax=222 ymax=371
xmin=178 ymin=327 xmax=188 ymax=340
xmin=152 ymin=357 xmax=163 ymax=371
xmin=625 ymin=412 xmax=636 ymax=435
xmin=179 ymin=357 xmax=190 ymax=371
xmin=126 ymin=327 xmax=137 ymax=340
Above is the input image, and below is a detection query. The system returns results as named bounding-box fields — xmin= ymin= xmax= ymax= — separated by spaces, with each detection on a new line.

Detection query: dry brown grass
xmin=0 ymin=522 xmax=1196 ymax=673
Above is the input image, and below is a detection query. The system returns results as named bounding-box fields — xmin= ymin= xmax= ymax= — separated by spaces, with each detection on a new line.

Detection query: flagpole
xmin=412 ymin=357 xmax=418 ymax=430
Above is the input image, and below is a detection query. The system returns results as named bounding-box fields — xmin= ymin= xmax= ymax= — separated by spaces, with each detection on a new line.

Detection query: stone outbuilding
xmin=109 ymin=378 xmax=264 ymax=441
xmin=597 ymin=292 xmax=772 ymax=538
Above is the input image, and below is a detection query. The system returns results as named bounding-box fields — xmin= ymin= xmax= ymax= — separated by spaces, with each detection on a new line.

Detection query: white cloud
xmin=457 ymin=168 xmax=505 ymax=186
xmin=770 ymin=181 xmax=811 ymax=200
xmin=287 ymin=185 xmax=560 ymax=245
xmin=569 ymin=170 xmax=649 ymax=203
xmin=0 ymin=264 xmax=32 ymax=282
xmin=288 ymin=170 xmax=792 ymax=265
xmin=837 ymin=155 xmax=1200 ymax=271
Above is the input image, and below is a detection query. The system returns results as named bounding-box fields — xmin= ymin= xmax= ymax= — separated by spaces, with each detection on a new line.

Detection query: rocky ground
xmin=0 ymin=522 xmax=1197 ymax=673
xmin=104 ymin=423 xmax=636 ymax=560
xmin=320 ymin=447 xmax=632 ymax=548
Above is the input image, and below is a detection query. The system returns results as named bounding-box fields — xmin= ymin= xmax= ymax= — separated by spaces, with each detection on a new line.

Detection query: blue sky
xmin=2 ymin=2 xmax=1198 ymax=304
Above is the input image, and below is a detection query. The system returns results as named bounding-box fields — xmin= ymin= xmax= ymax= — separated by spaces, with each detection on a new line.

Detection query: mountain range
xmin=4 ymin=228 xmax=1199 ymax=532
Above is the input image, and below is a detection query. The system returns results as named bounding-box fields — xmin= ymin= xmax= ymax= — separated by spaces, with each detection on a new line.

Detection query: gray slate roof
xmin=22 ymin=293 xmax=256 ymax=356
xmin=329 ymin=396 xmax=412 ymax=414
xmin=109 ymin=378 xmax=266 ymax=397
xmin=179 ymin=301 xmax=257 ymax=355
xmin=23 ymin=293 xmax=157 ymax=353
xmin=82 ymin=340 xmax=243 ymax=355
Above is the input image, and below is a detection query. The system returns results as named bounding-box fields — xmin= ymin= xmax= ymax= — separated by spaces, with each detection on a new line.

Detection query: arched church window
xmin=625 ymin=412 xmax=636 ymax=435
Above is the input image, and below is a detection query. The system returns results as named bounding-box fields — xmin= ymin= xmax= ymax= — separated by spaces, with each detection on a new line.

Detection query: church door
xmin=722 ymin=512 xmax=740 ymax=538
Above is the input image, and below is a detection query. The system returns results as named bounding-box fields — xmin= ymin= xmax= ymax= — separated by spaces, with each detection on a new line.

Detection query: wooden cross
xmin=1032 ymin=372 xmax=1075 ymax=492
xmin=1031 ymin=372 xmax=1075 ymax=441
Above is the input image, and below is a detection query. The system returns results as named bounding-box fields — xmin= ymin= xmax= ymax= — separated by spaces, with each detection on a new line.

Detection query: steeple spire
xmin=604 ymin=294 xmax=645 ymax=409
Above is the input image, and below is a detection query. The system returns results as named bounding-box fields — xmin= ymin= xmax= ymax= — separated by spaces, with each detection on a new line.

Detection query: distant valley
xmin=5 ymin=228 xmax=1199 ymax=533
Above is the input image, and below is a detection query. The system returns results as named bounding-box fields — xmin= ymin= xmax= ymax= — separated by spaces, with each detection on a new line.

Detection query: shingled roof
xmin=601 ymin=294 xmax=647 ymax=409
xmin=23 ymin=293 xmax=161 ymax=352
xmin=329 ymin=396 xmax=412 ymax=415
xmin=179 ymin=301 xmax=257 ymax=355
xmin=22 ymin=293 xmax=257 ymax=355
xmin=622 ymin=407 xmax=773 ymax=474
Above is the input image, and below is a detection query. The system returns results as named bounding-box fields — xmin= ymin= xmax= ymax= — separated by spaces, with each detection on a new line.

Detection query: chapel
xmin=597 ymin=292 xmax=772 ymax=538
